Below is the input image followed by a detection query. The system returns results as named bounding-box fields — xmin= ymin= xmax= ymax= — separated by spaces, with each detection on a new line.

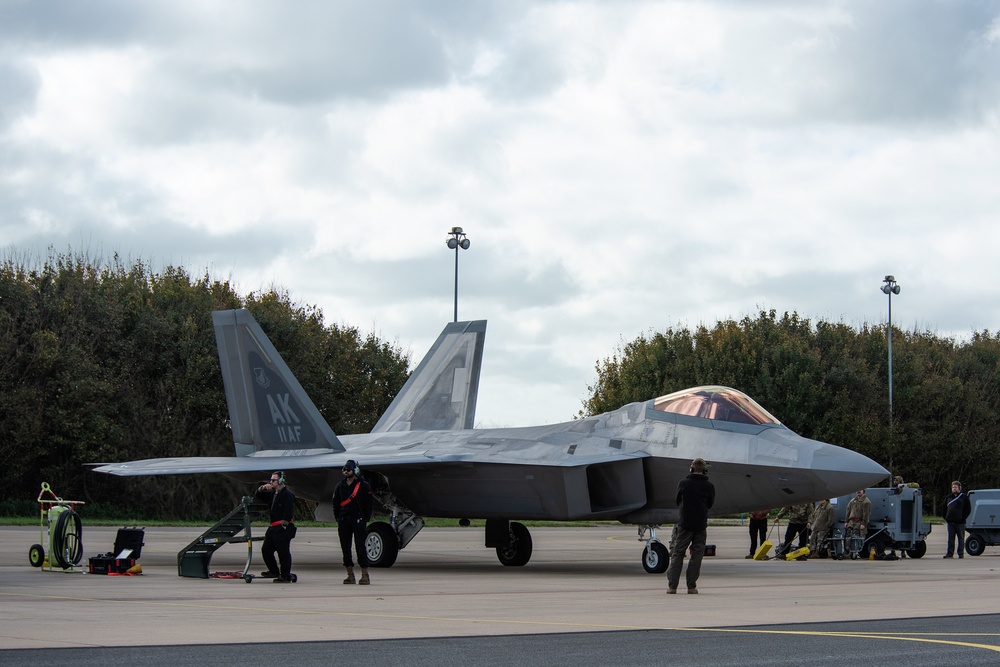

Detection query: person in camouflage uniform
xmin=843 ymin=489 xmax=872 ymax=557
xmin=808 ymin=499 xmax=836 ymax=557
xmin=845 ymin=489 xmax=872 ymax=536
xmin=774 ymin=503 xmax=814 ymax=559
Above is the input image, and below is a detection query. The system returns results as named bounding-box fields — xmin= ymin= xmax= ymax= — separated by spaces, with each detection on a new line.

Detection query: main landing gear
xmin=486 ymin=519 xmax=533 ymax=566
xmin=365 ymin=474 xmax=536 ymax=568
xmin=365 ymin=474 xmax=424 ymax=568
xmin=638 ymin=525 xmax=669 ymax=573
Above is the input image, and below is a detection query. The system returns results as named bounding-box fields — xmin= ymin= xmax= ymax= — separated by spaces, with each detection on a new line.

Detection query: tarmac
xmin=2 ymin=523 xmax=999 ymax=663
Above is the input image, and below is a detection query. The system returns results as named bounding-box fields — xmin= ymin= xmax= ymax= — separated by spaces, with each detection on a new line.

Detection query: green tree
xmin=0 ymin=249 xmax=410 ymax=520
xmin=583 ymin=310 xmax=1000 ymax=503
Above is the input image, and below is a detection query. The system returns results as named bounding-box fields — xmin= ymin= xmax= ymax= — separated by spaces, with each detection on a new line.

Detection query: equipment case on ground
xmin=88 ymin=527 xmax=144 ymax=575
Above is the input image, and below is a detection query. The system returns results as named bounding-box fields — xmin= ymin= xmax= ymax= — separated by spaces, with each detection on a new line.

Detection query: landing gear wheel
xmin=244 ymin=574 xmax=253 ymax=583
xmin=496 ymin=521 xmax=532 ymax=566
xmin=366 ymin=521 xmax=400 ymax=568
xmin=29 ymin=544 xmax=45 ymax=568
xmin=905 ymin=540 xmax=927 ymax=559
xmin=642 ymin=542 xmax=669 ymax=574
xmin=965 ymin=534 xmax=985 ymax=557
xmin=290 ymin=573 xmax=298 ymax=583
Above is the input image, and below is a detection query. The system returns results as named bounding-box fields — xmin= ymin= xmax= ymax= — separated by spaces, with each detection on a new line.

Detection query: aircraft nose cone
xmin=756 ymin=428 xmax=889 ymax=496
xmin=808 ymin=438 xmax=889 ymax=494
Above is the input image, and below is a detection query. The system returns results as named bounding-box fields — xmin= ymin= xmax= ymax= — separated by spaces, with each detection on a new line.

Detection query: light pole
xmin=881 ymin=275 xmax=901 ymax=424
xmin=446 ymin=227 xmax=470 ymax=322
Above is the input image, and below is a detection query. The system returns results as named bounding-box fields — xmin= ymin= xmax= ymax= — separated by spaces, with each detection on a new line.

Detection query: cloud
xmin=3 ymin=0 xmax=1000 ymax=426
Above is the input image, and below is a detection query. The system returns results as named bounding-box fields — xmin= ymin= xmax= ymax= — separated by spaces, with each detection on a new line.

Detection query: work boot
xmin=261 ymin=570 xmax=277 ymax=578
xmin=359 ymin=568 xmax=370 ymax=585
xmin=666 ymin=588 xmax=677 ymax=594
xmin=273 ymin=577 xmax=292 ymax=584
xmin=688 ymin=587 xmax=698 ymax=594
xmin=343 ymin=567 xmax=356 ymax=584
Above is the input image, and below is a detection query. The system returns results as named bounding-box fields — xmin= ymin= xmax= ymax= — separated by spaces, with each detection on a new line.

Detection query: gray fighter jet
xmin=95 ymin=309 xmax=888 ymax=573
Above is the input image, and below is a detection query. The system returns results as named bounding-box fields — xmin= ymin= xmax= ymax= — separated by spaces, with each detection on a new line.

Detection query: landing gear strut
xmin=365 ymin=473 xmax=425 ymax=568
xmin=638 ymin=525 xmax=669 ymax=573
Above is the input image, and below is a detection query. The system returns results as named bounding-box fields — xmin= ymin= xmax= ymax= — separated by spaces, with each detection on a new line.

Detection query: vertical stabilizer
xmin=213 ymin=309 xmax=345 ymax=455
xmin=372 ymin=320 xmax=486 ymax=433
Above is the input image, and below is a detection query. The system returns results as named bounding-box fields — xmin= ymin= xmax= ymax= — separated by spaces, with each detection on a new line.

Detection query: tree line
xmin=582 ymin=310 xmax=1000 ymax=516
xmin=0 ymin=250 xmax=410 ymax=520
xmin=4 ymin=250 xmax=996 ymax=521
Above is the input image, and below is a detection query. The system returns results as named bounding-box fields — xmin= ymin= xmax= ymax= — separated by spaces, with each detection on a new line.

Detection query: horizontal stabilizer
xmin=213 ymin=309 xmax=345 ymax=454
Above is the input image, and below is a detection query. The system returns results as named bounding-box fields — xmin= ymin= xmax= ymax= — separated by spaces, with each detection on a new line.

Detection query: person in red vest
xmin=333 ymin=459 xmax=374 ymax=584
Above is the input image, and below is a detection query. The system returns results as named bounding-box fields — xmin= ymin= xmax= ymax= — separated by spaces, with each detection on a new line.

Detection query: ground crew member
xmin=665 ymin=457 xmax=715 ymax=595
xmin=944 ymin=480 xmax=972 ymax=558
xmin=333 ymin=459 xmax=374 ymax=584
xmin=774 ymin=503 xmax=814 ymax=559
xmin=257 ymin=471 xmax=296 ymax=583
xmin=808 ymin=499 xmax=836 ymax=557
xmin=844 ymin=488 xmax=871 ymax=556
xmin=746 ymin=509 xmax=769 ymax=559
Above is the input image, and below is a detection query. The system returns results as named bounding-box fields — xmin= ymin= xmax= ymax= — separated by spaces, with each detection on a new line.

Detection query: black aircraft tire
xmin=642 ymin=542 xmax=670 ymax=574
xmin=52 ymin=509 xmax=83 ymax=569
xmin=365 ymin=521 xmax=400 ymax=568
xmin=496 ymin=522 xmax=532 ymax=567
xmin=29 ymin=544 xmax=45 ymax=568
xmin=965 ymin=534 xmax=985 ymax=557
xmin=905 ymin=540 xmax=927 ymax=559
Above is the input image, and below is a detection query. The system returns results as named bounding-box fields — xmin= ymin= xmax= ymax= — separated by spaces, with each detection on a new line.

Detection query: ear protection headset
xmin=344 ymin=460 xmax=360 ymax=475
xmin=276 ymin=471 xmax=286 ymax=486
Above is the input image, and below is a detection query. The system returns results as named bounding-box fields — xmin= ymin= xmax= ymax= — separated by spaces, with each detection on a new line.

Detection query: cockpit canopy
xmin=651 ymin=386 xmax=780 ymax=426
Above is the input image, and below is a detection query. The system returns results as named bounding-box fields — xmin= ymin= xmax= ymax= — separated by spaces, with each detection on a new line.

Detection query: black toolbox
xmin=88 ymin=556 xmax=137 ymax=575
xmin=88 ymin=527 xmax=144 ymax=575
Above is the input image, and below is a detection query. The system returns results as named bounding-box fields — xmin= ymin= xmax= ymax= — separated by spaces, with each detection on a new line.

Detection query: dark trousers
xmin=748 ymin=518 xmax=767 ymax=555
xmin=338 ymin=518 xmax=369 ymax=568
xmin=261 ymin=525 xmax=293 ymax=578
xmin=666 ymin=526 xmax=707 ymax=590
xmin=946 ymin=521 xmax=966 ymax=556
xmin=779 ymin=522 xmax=809 ymax=555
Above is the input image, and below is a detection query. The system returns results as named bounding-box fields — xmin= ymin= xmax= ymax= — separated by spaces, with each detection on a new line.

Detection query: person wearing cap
xmin=666 ymin=457 xmax=715 ymax=595
xmin=332 ymin=459 xmax=374 ymax=584
xmin=256 ymin=471 xmax=296 ymax=583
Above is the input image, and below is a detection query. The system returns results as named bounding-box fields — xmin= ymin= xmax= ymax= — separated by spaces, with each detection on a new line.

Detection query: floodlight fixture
xmin=446 ymin=227 xmax=471 ymax=322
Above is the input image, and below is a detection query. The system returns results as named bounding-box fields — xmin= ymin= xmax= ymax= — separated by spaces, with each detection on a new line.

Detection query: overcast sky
xmin=2 ymin=1 xmax=999 ymax=427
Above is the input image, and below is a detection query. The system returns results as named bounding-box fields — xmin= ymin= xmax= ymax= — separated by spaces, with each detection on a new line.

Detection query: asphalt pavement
xmin=2 ymin=524 xmax=999 ymax=665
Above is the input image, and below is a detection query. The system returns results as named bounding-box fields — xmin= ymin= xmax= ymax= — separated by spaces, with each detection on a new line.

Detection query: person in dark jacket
xmin=666 ymin=457 xmax=716 ymax=595
xmin=944 ymin=480 xmax=972 ymax=558
xmin=746 ymin=509 xmax=770 ymax=559
xmin=333 ymin=459 xmax=374 ymax=584
xmin=256 ymin=471 xmax=296 ymax=583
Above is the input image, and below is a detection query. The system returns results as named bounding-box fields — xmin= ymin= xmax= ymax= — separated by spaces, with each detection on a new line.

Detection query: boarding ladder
xmin=177 ymin=496 xmax=269 ymax=578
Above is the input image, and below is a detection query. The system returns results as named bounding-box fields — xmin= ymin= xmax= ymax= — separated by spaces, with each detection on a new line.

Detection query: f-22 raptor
xmin=95 ymin=310 xmax=888 ymax=573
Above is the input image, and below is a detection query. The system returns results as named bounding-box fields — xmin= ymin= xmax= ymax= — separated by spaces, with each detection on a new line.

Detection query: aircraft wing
xmin=89 ymin=452 xmax=439 ymax=476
